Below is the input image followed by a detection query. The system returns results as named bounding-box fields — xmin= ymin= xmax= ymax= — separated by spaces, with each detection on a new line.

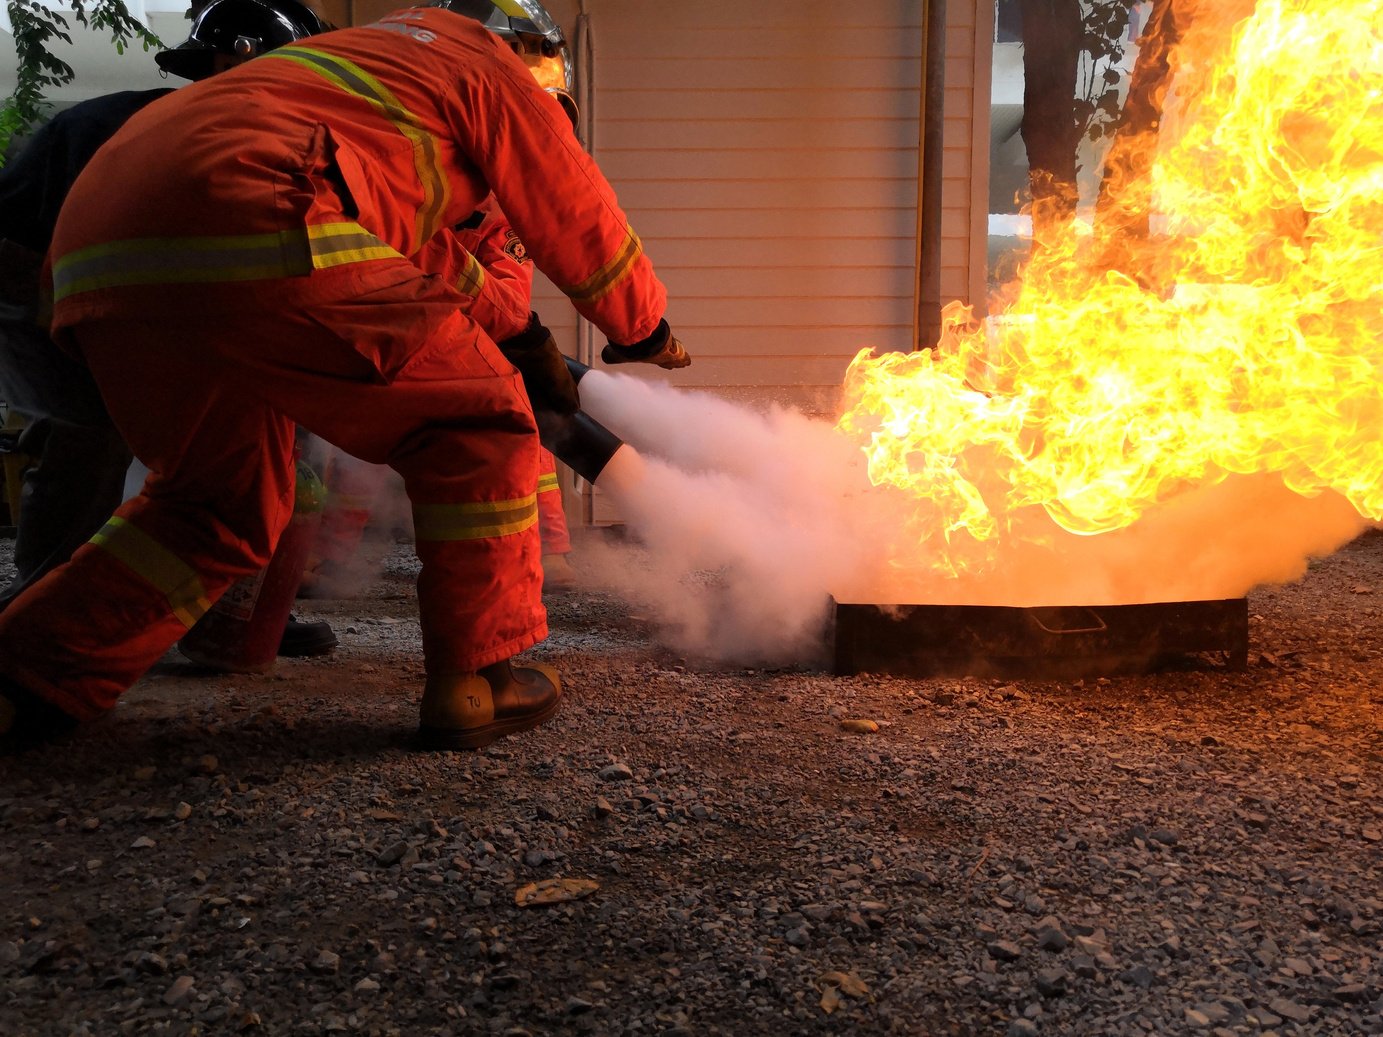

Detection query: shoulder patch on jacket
xmin=502 ymin=231 xmax=529 ymax=264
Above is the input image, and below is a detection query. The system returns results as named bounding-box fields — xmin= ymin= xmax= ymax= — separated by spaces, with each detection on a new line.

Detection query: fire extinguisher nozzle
xmin=564 ymin=355 xmax=593 ymax=384
xmin=534 ymin=407 xmax=623 ymax=483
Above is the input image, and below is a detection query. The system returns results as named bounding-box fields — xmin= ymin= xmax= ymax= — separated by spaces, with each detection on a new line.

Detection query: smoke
xmin=575 ymin=369 xmax=1369 ymax=665
xmin=576 ymin=372 xmax=884 ymax=666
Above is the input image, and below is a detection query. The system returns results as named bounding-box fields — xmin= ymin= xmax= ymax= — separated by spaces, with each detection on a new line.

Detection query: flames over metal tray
xmin=831 ymin=598 xmax=1249 ymax=680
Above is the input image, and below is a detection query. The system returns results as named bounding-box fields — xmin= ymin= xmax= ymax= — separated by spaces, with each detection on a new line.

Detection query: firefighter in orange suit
xmin=0 ymin=1 xmax=689 ymax=751
xmin=308 ymin=195 xmax=580 ymax=597
xmin=439 ymin=203 xmax=579 ymax=586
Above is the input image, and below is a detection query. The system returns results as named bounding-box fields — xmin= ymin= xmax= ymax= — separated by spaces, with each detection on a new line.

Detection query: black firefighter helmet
xmin=155 ymin=0 xmax=330 ymax=82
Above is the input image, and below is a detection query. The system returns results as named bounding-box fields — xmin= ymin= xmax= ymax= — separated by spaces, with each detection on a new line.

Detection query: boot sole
xmin=416 ymin=688 xmax=563 ymax=751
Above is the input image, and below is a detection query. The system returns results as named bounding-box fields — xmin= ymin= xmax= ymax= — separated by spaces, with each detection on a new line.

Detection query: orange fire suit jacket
xmin=49 ymin=7 xmax=666 ymax=353
xmin=425 ymin=200 xmax=572 ymax=550
xmin=424 ymin=199 xmax=533 ymax=343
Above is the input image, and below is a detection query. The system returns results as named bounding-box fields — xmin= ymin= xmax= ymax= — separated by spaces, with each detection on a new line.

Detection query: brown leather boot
xmin=417 ymin=659 xmax=562 ymax=751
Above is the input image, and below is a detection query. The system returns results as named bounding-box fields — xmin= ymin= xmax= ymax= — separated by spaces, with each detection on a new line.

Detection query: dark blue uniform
xmin=0 ymin=89 xmax=173 ymax=608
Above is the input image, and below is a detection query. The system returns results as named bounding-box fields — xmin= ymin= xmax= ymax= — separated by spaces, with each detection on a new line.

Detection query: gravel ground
xmin=0 ymin=528 xmax=1379 ymax=1037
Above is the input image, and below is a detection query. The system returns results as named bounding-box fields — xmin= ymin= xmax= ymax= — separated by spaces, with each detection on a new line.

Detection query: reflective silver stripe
xmin=54 ymin=232 xmax=310 ymax=302
xmin=266 ymin=46 xmax=451 ymax=246
xmin=537 ymin=471 xmax=559 ymax=494
xmin=412 ymin=495 xmax=538 ymax=542
xmin=52 ymin=223 xmax=396 ymax=302
xmin=563 ymin=226 xmax=644 ymax=304
xmin=89 ymin=516 xmax=212 ymax=629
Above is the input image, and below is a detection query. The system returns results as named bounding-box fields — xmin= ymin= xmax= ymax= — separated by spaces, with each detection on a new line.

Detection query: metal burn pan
xmin=831 ymin=598 xmax=1249 ymax=680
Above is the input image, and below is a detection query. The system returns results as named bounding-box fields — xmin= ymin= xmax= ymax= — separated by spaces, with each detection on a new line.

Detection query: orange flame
xmin=837 ymin=0 xmax=1383 ymax=587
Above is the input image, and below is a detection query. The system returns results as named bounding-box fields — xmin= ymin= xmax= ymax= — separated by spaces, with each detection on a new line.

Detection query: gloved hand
xmin=497 ymin=313 xmax=581 ymax=416
xmin=600 ymin=319 xmax=691 ymax=370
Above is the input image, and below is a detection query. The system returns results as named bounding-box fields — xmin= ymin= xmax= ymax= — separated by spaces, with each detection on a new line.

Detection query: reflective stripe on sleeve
xmin=562 ymin=226 xmax=643 ymax=304
xmin=412 ymin=495 xmax=538 ymax=542
xmin=307 ymin=222 xmax=401 ymax=269
xmin=265 ymin=47 xmax=451 ymax=246
xmin=453 ymin=250 xmax=486 ymax=297
xmin=537 ymin=471 xmax=559 ymax=495
xmin=89 ymin=517 xmax=212 ymax=629
xmin=51 ymin=223 xmax=396 ymax=302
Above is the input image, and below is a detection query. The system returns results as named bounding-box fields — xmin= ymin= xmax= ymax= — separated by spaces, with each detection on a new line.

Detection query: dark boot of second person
xmin=417 ymin=659 xmax=561 ymax=751
xmin=278 ymin=615 xmax=339 ymax=657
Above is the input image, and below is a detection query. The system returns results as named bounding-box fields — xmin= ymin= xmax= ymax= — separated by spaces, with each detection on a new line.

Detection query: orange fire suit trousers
xmin=314 ymin=444 xmax=568 ymax=570
xmin=0 ymin=261 xmax=545 ymax=721
xmin=536 ymin=450 xmax=571 ymax=555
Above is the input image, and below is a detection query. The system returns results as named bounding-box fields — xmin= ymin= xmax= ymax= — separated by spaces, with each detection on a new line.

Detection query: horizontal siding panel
xmin=941 ymin=207 xmax=972 ymax=239
xmin=648 ymin=296 xmax=911 ymax=327
xmin=648 ymin=327 xmax=911 ymax=358
xmin=599 ymin=57 xmax=921 ymax=93
xmin=946 ymin=55 xmax=977 ymax=86
xmin=616 ymin=178 xmax=916 ymax=210
xmin=631 ymin=207 xmax=916 ymax=240
xmin=648 ymin=235 xmax=915 ymax=269
xmin=940 ymin=272 xmax=973 ymax=302
xmin=653 ymin=266 xmax=916 ymax=299
xmin=949 ymin=0 xmax=980 ymax=28
xmin=607 ymin=354 xmax=862 ymax=388
xmin=941 ymin=146 xmax=972 ymax=179
xmin=598 ymin=118 xmax=918 ymax=152
xmin=596 ymin=90 xmax=919 ymax=122
xmin=539 ymin=270 xmax=916 ymax=309
xmin=599 ymin=147 xmax=918 ymax=182
xmin=595 ymin=25 xmax=923 ymax=59
xmin=946 ymin=25 xmax=978 ymax=57
xmin=596 ymin=0 xmax=921 ymax=31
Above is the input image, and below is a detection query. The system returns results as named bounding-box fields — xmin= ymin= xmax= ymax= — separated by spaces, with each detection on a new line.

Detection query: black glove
xmin=497 ymin=313 xmax=580 ymax=416
xmin=600 ymin=319 xmax=691 ymax=370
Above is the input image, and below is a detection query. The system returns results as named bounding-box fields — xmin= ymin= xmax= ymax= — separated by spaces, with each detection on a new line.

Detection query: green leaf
xmin=0 ymin=0 xmax=163 ymax=164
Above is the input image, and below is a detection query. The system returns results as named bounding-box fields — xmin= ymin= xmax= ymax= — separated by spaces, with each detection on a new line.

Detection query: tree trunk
xmin=1095 ymin=0 xmax=1182 ymax=240
xmin=1018 ymin=0 xmax=1084 ymax=244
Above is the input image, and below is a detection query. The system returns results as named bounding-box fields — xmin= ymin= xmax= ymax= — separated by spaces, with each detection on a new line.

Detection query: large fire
xmin=836 ymin=0 xmax=1383 ymax=599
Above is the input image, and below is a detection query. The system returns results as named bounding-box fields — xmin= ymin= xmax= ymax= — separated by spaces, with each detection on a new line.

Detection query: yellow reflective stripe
xmin=492 ymin=0 xmax=534 ymax=18
xmin=307 ymin=222 xmax=400 ymax=269
xmin=412 ymin=495 xmax=538 ymax=542
xmin=537 ymin=471 xmax=559 ymax=494
xmin=563 ymin=226 xmax=643 ymax=304
xmin=267 ymin=47 xmax=451 ymax=245
xmin=89 ymin=517 xmax=212 ymax=629
xmin=52 ymin=223 xmax=395 ymax=301
xmin=453 ymin=250 xmax=485 ymax=297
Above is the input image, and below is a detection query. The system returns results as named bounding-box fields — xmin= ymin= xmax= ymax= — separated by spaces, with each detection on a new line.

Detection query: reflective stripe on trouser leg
xmin=184 ymin=263 xmax=548 ymax=676
xmin=0 ymin=315 xmax=297 ymax=719
xmin=30 ymin=263 xmax=546 ymax=690
xmin=0 ymin=504 xmax=280 ymax=720
xmin=411 ymin=481 xmax=542 ymax=671
xmin=536 ymin=448 xmax=571 ymax=555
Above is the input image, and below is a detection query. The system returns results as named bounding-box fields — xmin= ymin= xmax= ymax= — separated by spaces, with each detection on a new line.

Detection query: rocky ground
xmin=0 ymin=528 xmax=1379 ymax=1037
